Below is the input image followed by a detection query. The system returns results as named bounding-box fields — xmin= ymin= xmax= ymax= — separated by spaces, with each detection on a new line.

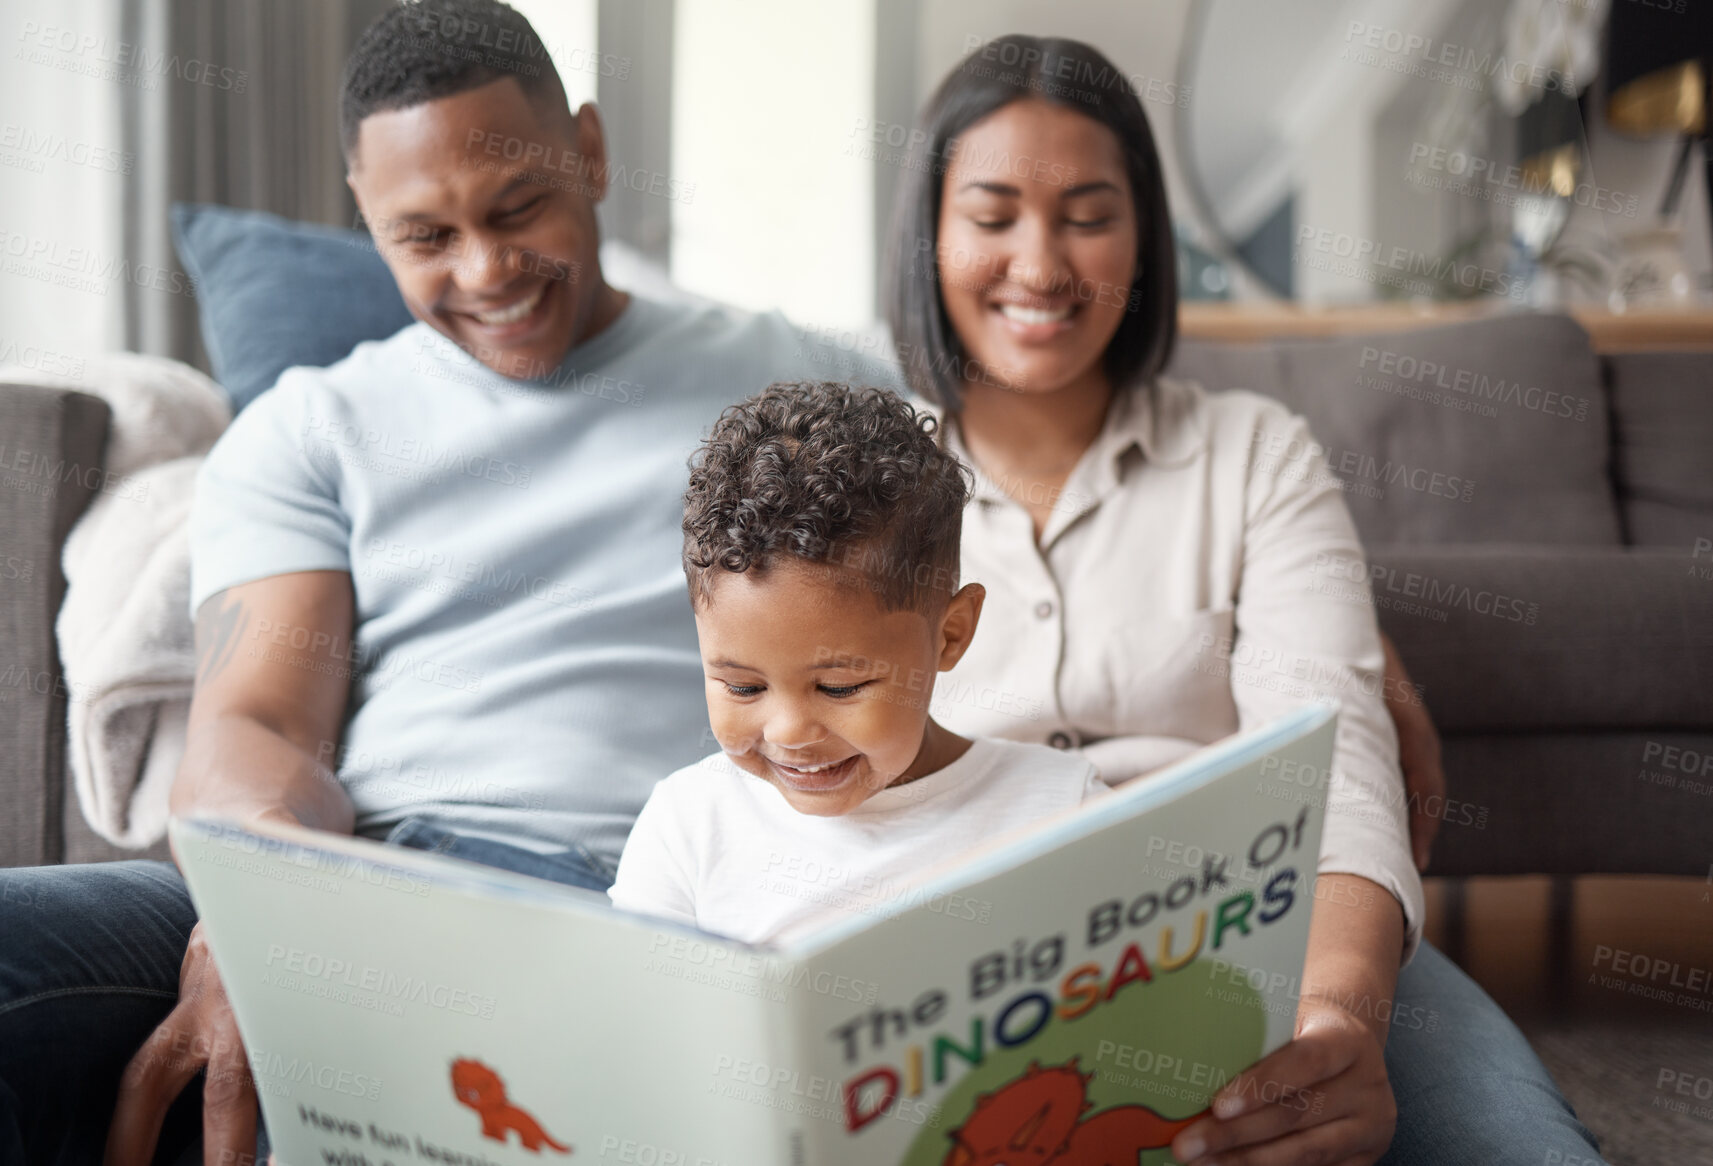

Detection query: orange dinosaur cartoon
xmin=943 ymin=1058 xmax=1206 ymax=1166
xmin=450 ymin=1057 xmax=573 ymax=1154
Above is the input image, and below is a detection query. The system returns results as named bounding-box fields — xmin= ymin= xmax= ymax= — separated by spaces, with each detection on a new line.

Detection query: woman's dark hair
xmin=682 ymin=382 xmax=971 ymax=614
xmin=885 ymin=35 xmax=1177 ymax=410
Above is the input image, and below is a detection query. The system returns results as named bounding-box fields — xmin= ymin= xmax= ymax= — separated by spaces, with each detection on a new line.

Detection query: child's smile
xmin=763 ymin=753 xmax=864 ymax=793
xmin=693 ymin=560 xmax=982 ymax=817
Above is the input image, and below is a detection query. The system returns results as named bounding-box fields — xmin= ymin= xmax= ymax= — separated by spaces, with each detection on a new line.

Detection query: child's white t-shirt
xmin=607 ymin=738 xmax=1106 ymax=945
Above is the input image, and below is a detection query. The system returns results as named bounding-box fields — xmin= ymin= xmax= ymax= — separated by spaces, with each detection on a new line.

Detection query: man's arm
xmin=108 ymin=569 xmax=357 ymax=1166
xmin=170 ymin=570 xmax=359 ymax=835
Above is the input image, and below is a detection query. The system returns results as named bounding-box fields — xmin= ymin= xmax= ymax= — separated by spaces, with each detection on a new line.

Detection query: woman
xmin=887 ymin=35 xmax=1606 ymax=1166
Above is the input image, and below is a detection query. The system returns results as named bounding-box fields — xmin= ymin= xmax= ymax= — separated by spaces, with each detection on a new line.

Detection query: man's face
xmin=347 ymin=77 xmax=614 ymax=380
xmin=694 ymin=563 xmax=979 ymax=818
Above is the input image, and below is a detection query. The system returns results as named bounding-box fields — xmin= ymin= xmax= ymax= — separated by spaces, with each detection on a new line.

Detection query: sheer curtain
xmin=117 ymin=0 xmax=391 ymax=368
xmin=0 ymin=0 xmax=640 ymax=372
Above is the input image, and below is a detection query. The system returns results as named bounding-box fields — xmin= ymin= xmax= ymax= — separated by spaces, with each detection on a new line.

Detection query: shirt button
xmin=1049 ymin=731 xmax=1074 ymax=749
xmin=1034 ymin=600 xmax=1055 ymax=620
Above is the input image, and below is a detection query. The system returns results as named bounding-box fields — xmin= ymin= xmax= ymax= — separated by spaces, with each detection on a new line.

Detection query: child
xmin=607 ymin=381 xmax=1105 ymax=944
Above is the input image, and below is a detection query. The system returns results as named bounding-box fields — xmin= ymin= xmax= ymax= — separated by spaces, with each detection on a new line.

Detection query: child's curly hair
xmin=682 ymin=382 xmax=971 ymax=613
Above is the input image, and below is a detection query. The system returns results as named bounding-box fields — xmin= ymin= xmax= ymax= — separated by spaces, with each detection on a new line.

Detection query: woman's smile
xmin=990 ymin=294 xmax=1081 ymax=341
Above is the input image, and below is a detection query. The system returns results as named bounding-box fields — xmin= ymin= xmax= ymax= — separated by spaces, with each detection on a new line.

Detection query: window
xmin=507 ymin=0 xmax=600 ymax=111
xmin=670 ymin=0 xmax=877 ymax=331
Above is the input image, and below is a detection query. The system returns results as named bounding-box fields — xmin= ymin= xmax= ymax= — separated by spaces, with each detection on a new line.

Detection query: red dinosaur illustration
xmin=450 ymin=1057 xmax=573 ymax=1154
xmin=943 ymin=1058 xmax=1206 ymax=1166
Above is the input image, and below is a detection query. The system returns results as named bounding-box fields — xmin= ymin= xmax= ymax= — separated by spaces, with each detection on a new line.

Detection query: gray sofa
xmin=1169 ymin=313 xmax=1713 ymax=1160
xmin=0 ymin=384 xmax=143 ymax=867
xmin=1170 ymin=314 xmax=1713 ymax=886
xmin=11 ymin=312 xmax=1707 ymax=874
xmin=2 ymin=312 xmax=1711 ymax=1156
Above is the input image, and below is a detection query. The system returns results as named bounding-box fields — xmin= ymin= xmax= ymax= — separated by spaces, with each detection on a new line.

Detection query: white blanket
xmin=3 ymin=353 xmax=229 ymax=847
xmin=16 ymin=246 xmax=688 ymax=846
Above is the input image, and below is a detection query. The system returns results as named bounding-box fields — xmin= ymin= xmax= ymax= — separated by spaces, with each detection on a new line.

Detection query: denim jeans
xmin=1 ymin=832 xmax=1605 ymax=1165
xmin=0 ymin=819 xmax=612 ymax=1166
xmin=1377 ymin=943 xmax=1607 ymax=1165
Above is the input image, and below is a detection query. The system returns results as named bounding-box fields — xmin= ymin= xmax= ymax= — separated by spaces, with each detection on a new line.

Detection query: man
xmin=0 ymin=3 xmax=887 ymax=1162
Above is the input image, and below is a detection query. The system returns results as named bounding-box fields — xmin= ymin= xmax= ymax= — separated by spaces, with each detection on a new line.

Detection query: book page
xmin=173 ymin=820 xmax=807 ymax=1165
xmin=772 ymin=709 xmax=1336 ymax=1164
xmin=173 ymin=706 xmax=1335 ymax=1165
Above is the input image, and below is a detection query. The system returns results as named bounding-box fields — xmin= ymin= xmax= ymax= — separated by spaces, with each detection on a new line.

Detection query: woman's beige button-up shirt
xmin=931 ymin=376 xmax=1425 ymax=964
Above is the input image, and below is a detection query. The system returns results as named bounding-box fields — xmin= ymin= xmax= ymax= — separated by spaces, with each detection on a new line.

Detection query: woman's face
xmin=935 ymin=99 xmax=1139 ymax=398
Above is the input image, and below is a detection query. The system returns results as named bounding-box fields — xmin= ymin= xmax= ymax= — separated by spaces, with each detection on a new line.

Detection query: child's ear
xmin=936 ymin=583 xmax=986 ymax=671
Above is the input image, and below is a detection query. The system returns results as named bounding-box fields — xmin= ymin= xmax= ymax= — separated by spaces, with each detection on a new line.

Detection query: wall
xmin=669 ymin=0 xmax=876 ymax=330
xmin=0 ymin=0 xmax=128 ymax=361
xmin=916 ymin=0 xmax=1198 ymax=212
xmin=913 ymin=0 xmax=1711 ymax=303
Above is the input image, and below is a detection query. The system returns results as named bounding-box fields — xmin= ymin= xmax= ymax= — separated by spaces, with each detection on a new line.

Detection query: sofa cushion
xmin=1374 ymin=544 xmax=1713 ymax=880
xmin=1431 ymin=731 xmax=1713 ymax=878
xmin=170 ymin=203 xmax=414 ymax=412
xmin=1167 ymin=336 xmax=1288 ymax=403
xmin=1369 ymin=546 xmax=1712 ymax=733
xmin=1605 ymin=352 xmax=1713 ymax=550
xmin=1175 ymin=315 xmax=1623 ymax=546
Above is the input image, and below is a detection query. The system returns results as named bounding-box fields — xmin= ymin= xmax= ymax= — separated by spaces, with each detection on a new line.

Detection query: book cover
xmin=170 ymin=703 xmax=1336 ymax=1166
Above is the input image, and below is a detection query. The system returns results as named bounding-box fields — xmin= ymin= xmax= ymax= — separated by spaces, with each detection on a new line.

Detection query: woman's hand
xmin=1170 ymin=996 xmax=1396 ymax=1166
xmin=1379 ymin=633 xmax=1445 ymax=872
xmin=1172 ymin=872 xmax=1405 ymax=1166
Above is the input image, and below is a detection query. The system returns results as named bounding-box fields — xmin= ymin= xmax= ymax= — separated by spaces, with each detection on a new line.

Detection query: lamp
xmin=1518 ymin=90 xmax=1583 ymax=199
xmin=1605 ymin=3 xmax=1712 ymax=223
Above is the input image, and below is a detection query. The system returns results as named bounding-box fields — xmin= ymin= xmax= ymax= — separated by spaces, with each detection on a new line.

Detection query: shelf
xmin=1179 ymin=302 xmax=1713 ymax=353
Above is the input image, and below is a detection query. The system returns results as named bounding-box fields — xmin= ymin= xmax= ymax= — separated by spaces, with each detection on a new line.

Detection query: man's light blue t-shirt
xmin=189 ymin=295 xmax=899 ymax=873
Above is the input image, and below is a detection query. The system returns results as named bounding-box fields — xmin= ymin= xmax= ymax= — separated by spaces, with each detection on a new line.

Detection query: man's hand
xmin=109 ymin=570 xmax=359 ymax=1163
xmin=1379 ymin=633 xmax=1444 ymax=872
xmin=1171 ymin=998 xmax=1396 ymax=1166
xmin=105 ymin=923 xmax=256 ymax=1166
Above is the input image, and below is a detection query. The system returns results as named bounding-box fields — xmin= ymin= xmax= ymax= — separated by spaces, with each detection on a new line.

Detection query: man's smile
xmin=450 ymin=277 xmax=556 ymax=343
xmin=468 ymin=283 xmax=544 ymax=325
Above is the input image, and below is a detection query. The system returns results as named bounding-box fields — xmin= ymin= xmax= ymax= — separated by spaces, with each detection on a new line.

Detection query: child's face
xmin=693 ymin=562 xmax=983 ymax=817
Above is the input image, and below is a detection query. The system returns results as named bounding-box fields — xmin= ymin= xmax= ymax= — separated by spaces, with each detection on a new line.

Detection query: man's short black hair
xmin=682 ymin=382 xmax=972 ymax=614
xmin=341 ymin=0 xmax=567 ymax=160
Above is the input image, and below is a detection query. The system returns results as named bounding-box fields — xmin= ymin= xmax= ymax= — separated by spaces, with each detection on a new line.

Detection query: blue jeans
xmin=0 ymin=819 xmax=612 ymax=1166
xmin=1377 ymin=943 xmax=1607 ymax=1165
xmin=1 ymin=836 xmax=1605 ymax=1166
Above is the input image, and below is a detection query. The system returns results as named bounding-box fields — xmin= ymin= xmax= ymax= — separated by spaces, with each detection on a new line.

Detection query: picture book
xmin=169 ymin=702 xmax=1338 ymax=1165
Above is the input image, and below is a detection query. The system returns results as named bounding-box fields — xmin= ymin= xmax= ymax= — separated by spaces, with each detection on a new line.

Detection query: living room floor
xmin=1423 ymin=875 xmax=1713 ymax=1166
